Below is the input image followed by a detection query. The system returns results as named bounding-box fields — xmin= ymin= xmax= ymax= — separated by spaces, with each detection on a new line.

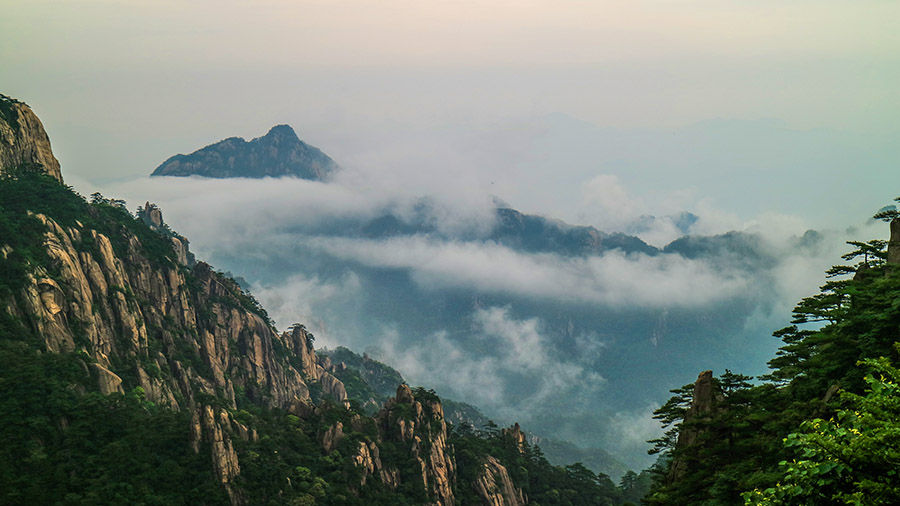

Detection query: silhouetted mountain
xmin=152 ymin=124 xmax=338 ymax=180
xmin=491 ymin=207 xmax=659 ymax=256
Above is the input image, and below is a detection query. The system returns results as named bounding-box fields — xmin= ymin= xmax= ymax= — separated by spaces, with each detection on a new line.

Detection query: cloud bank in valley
xmin=92 ymin=127 xmax=889 ymax=468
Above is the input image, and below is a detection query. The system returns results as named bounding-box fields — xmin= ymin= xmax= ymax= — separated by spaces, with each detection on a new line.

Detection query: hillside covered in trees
xmin=646 ymin=207 xmax=900 ymax=504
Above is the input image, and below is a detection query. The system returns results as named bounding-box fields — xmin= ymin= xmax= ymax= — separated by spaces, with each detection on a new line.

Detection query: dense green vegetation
xmin=451 ymin=422 xmax=624 ymax=505
xmin=0 ymin=167 xmax=177 ymax=298
xmin=0 ymin=315 xmax=226 ymax=505
xmin=228 ymin=400 xmax=430 ymax=505
xmin=744 ymin=350 xmax=900 ymax=504
xmin=647 ymin=206 xmax=900 ymax=504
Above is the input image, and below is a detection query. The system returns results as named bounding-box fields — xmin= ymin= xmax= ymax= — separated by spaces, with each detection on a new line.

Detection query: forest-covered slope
xmin=647 ymin=210 xmax=900 ymax=504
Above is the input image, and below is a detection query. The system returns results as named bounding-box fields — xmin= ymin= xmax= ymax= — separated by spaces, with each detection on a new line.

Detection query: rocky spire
xmin=667 ymin=370 xmax=724 ymax=483
xmin=502 ymin=423 xmax=527 ymax=454
xmin=136 ymin=202 xmax=196 ymax=266
xmin=888 ymin=219 xmax=900 ymax=265
xmin=0 ymin=94 xmax=62 ymax=182
xmin=378 ymin=384 xmax=457 ymax=505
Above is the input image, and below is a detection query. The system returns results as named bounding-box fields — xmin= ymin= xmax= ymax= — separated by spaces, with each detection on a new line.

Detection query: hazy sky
xmin=2 ymin=0 xmax=898 ymax=257
xmin=4 ymin=1 xmax=898 ymax=211
xmin=3 ymin=0 xmax=900 ymax=264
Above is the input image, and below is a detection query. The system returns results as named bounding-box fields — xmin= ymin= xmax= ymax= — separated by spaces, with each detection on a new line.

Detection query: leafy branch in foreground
xmin=744 ymin=346 xmax=900 ymax=505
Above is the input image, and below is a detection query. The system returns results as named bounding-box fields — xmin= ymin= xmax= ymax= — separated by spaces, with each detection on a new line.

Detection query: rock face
xmin=667 ymin=370 xmax=724 ymax=482
xmin=137 ymin=202 xmax=195 ymax=266
xmin=4 ymin=208 xmax=349 ymax=504
xmin=888 ymin=219 xmax=900 ymax=266
xmin=473 ymin=456 xmax=527 ymax=506
xmin=0 ymin=94 xmax=62 ymax=182
xmin=502 ymin=423 xmax=527 ymax=454
xmin=378 ymin=385 xmax=457 ymax=506
xmin=151 ymin=124 xmax=338 ymax=180
xmin=352 ymin=440 xmax=400 ymax=488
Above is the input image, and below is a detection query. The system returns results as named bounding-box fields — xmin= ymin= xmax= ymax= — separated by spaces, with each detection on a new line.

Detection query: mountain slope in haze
xmin=645 ymin=216 xmax=900 ymax=503
xmin=359 ymin=206 xmax=660 ymax=257
xmin=152 ymin=124 xmax=339 ymax=180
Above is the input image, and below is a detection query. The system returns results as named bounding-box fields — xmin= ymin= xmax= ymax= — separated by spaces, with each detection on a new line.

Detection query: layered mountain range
xmin=0 ymin=95 xmax=637 ymax=503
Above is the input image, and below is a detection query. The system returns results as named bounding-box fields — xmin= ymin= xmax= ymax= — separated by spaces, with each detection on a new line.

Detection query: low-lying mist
xmin=83 ymin=116 xmax=891 ymax=469
xmin=88 ymin=170 xmax=885 ymax=470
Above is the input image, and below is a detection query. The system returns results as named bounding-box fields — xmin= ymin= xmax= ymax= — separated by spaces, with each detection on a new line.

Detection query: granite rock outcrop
xmin=0 ymin=94 xmax=62 ymax=182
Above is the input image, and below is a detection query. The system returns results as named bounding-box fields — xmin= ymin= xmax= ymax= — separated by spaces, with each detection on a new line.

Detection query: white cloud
xmin=607 ymin=405 xmax=663 ymax=459
xmin=251 ymin=272 xmax=362 ymax=346
xmin=375 ymin=307 xmax=607 ymax=421
xmin=305 ymin=235 xmax=752 ymax=309
xmin=579 ymin=174 xmax=641 ymax=230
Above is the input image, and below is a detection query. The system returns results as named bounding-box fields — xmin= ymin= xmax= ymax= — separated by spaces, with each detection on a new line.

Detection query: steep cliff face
xmin=137 ymin=202 xmax=195 ymax=266
xmin=473 ymin=456 xmax=527 ymax=506
xmin=888 ymin=219 xmax=900 ymax=265
xmin=1 ymin=190 xmax=348 ymax=503
xmin=0 ymin=94 xmax=62 ymax=182
xmin=378 ymin=384 xmax=457 ymax=506
xmin=667 ymin=370 xmax=724 ymax=483
xmin=151 ymin=124 xmax=339 ymax=180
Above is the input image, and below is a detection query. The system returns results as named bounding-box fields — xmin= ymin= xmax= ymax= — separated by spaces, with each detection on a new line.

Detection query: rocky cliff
xmin=0 ymin=94 xmax=62 ymax=182
xmin=378 ymin=384 xmax=457 ymax=505
xmin=151 ymin=124 xmax=338 ymax=180
xmin=667 ymin=370 xmax=724 ymax=483
xmin=1 ymin=183 xmax=349 ymax=502
xmin=473 ymin=456 xmax=527 ymax=506
xmin=137 ymin=201 xmax=196 ymax=266
xmin=888 ymin=219 xmax=900 ymax=265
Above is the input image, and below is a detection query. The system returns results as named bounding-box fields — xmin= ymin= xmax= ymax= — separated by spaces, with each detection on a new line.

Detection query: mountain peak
xmin=264 ymin=124 xmax=298 ymax=139
xmin=151 ymin=124 xmax=339 ymax=180
xmin=0 ymin=93 xmax=63 ymax=182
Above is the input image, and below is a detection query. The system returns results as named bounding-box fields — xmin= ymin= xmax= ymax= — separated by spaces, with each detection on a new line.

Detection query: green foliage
xmin=450 ymin=422 xmax=623 ymax=505
xmin=232 ymin=404 xmax=420 ymax=505
xmin=648 ymin=206 xmax=900 ymax=504
xmin=873 ymin=200 xmax=900 ymax=222
xmin=0 ymin=166 xmax=178 ymax=294
xmin=744 ymin=350 xmax=900 ymax=505
xmin=0 ymin=337 xmax=226 ymax=505
xmin=619 ymin=469 xmax=655 ymax=505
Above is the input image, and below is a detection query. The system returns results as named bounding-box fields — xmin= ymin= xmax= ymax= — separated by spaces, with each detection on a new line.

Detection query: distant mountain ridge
xmin=151 ymin=124 xmax=339 ymax=180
